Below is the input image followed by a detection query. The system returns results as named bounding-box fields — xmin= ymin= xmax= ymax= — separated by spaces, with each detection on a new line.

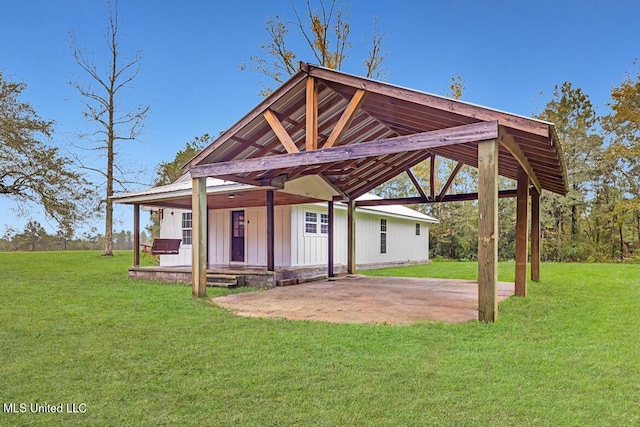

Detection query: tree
xmin=154 ymin=134 xmax=213 ymax=186
xmin=70 ymin=0 xmax=149 ymax=256
xmin=602 ymin=68 xmax=640 ymax=257
xmin=536 ymin=83 xmax=603 ymax=251
xmin=245 ymin=0 xmax=388 ymax=96
xmin=0 ymin=72 xmax=89 ymax=232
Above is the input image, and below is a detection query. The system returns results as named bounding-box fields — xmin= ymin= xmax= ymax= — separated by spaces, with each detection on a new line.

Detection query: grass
xmin=1 ymin=252 xmax=639 ymax=426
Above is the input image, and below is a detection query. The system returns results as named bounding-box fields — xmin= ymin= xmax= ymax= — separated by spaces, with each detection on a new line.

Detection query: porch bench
xmin=144 ymin=238 xmax=181 ymax=255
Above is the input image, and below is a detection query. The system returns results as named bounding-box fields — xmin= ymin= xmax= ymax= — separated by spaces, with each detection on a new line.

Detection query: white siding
xmin=158 ymin=208 xmax=191 ymax=266
xmin=208 ymin=210 xmax=230 ymax=265
xmin=158 ymin=204 xmax=429 ymax=268
xmin=159 ymin=206 xmax=291 ymax=268
xmin=355 ymin=210 xmax=429 ymax=265
xmin=238 ymin=206 xmax=291 ymax=267
xmin=289 ymin=204 xmax=428 ymax=267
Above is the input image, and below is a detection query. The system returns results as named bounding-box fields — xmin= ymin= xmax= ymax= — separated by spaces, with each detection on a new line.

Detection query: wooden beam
xmin=406 ymin=167 xmax=429 ymax=201
xmin=477 ymin=139 xmax=499 ymax=323
xmin=498 ymin=126 xmax=541 ymax=193
xmin=263 ymin=109 xmax=300 ymax=154
xmin=429 ymin=155 xmax=437 ymax=201
xmin=347 ymin=200 xmax=356 ymax=274
xmin=266 ymin=190 xmax=275 ymax=271
xmin=184 ymin=71 xmax=308 ymax=171
xmin=531 ymin=187 xmax=541 ymax=281
xmin=192 ymin=177 xmax=207 ymax=298
xmin=348 ymin=151 xmax=433 ymax=200
xmin=515 ymin=167 xmax=529 ymax=297
xmin=218 ymin=175 xmax=264 ymax=187
xmin=328 ymin=200 xmax=334 ymax=277
xmin=191 ymin=121 xmax=499 ymax=178
xmin=355 ymin=189 xmax=518 ymax=207
xmin=437 ymin=162 xmax=464 ymax=201
xmin=133 ymin=204 xmax=140 ymax=267
xmin=323 ymin=89 xmax=367 ymax=149
xmin=303 ymin=63 xmax=550 ymax=138
xmin=306 ymin=77 xmax=318 ymax=151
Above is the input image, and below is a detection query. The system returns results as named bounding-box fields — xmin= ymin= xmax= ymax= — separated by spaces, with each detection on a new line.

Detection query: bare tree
xmin=245 ymin=0 xmax=388 ymax=96
xmin=70 ymin=1 xmax=149 ymax=256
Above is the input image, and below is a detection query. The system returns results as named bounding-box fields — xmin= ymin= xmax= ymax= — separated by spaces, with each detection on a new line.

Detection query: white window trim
xmin=181 ymin=212 xmax=192 ymax=246
xmin=380 ymin=218 xmax=387 ymax=254
xmin=304 ymin=210 xmax=329 ymax=236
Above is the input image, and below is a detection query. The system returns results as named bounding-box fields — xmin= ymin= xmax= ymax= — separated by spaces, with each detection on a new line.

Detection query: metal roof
xmin=112 ymin=177 xmax=437 ymax=223
xmin=185 ymin=63 xmax=567 ymax=198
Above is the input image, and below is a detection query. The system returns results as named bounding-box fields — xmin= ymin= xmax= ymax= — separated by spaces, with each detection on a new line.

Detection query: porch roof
xmin=184 ymin=63 xmax=567 ymax=198
xmin=111 ymin=176 xmax=438 ymax=223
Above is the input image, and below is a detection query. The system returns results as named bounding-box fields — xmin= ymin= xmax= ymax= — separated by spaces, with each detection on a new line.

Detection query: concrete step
xmin=206 ymin=274 xmax=240 ymax=288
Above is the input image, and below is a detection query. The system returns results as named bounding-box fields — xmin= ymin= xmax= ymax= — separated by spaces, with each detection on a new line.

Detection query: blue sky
xmin=1 ymin=0 xmax=639 ymax=235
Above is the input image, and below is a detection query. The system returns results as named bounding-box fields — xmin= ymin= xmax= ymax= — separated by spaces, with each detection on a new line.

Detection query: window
xmin=304 ymin=211 xmax=329 ymax=234
xmin=320 ymin=213 xmax=329 ymax=234
xmin=416 ymin=223 xmax=421 ymax=236
xmin=305 ymin=212 xmax=317 ymax=233
xmin=181 ymin=212 xmax=192 ymax=245
xmin=380 ymin=219 xmax=387 ymax=254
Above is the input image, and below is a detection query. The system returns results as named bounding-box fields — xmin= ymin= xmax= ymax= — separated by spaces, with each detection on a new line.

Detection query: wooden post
xmin=347 ymin=199 xmax=356 ymax=274
xmin=266 ymin=190 xmax=275 ymax=272
xmin=306 ymin=76 xmax=318 ymax=151
xmin=531 ymin=187 xmax=541 ymax=281
xmin=328 ymin=200 xmax=334 ymax=277
xmin=477 ymin=139 xmax=499 ymax=322
xmin=429 ymin=155 xmax=437 ymax=201
xmin=192 ymin=177 xmax=207 ymax=297
xmin=133 ymin=204 xmax=140 ymax=267
xmin=515 ymin=167 xmax=530 ymax=296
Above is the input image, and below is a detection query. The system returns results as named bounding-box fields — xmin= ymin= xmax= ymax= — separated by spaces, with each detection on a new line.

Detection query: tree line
xmin=0 ymin=222 xmax=149 ymax=252
xmin=375 ymin=77 xmax=640 ymax=263
xmin=2 ymin=0 xmax=638 ymax=262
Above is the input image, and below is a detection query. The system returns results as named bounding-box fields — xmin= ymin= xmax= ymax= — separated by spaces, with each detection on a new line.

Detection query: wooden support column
xmin=531 ymin=187 xmax=541 ymax=282
xmin=477 ymin=139 xmax=499 ymax=323
xmin=266 ymin=190 xmax=275 ymax=272
xmin=192 ymin=177 xmax=207 ymax=297
xmin=133 ymin=204 xmax=140 ymax=267
xmin=347 ymin=199 xmax=356 ymax=274
xmin=306 ymin=77 xmax=318 ymax=151
xmin=328 ymin=200 xmax=334 ymax=277
xmin=429 ymin=155 xmax=437 ymax=201
xmin=515 ymin=167 xmax=530 ymax=296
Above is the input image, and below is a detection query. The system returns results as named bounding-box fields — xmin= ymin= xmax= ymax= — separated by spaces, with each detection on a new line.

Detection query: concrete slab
xmin=210 ymin=275 xmax=515 ymax=324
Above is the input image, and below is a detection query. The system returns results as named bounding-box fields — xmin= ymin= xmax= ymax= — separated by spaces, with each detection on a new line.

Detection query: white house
xmin=113 ymin=174 xmax=437 ymax=286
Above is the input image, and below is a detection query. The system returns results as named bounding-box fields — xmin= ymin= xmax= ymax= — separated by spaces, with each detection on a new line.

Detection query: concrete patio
xmin=210 ymin=275 xmax=515 ymax=324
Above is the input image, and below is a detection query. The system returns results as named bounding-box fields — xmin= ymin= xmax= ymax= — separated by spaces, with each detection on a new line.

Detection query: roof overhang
xmin=183 ymin=63 xmax=567 ymax=198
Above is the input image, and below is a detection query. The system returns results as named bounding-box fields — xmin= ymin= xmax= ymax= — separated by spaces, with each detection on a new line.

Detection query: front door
xmin=231 ymin=210 xmax=245 ymax=262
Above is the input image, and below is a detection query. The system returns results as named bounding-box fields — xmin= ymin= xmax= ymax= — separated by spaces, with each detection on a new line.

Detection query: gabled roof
xmin=184 ymin=63 xmax=567 ymax=197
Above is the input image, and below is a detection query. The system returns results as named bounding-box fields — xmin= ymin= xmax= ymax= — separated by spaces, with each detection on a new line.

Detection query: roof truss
xmin=183 ymin=63 xmax=566 ymax=197
xmin=190 ymin=121 xmax=500 ymax=194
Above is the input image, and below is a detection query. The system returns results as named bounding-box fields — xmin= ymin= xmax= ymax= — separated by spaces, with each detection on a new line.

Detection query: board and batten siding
xmin=159 ymin=206 xmax=291 ymax=267
xmin=158 ymin=208 xmax=192 ymax=266
xmin=290 ymin=205 xmax=347 ymax=267
xmin=289 ymin=204 xmax=430 ymax=267
xmin=355 ymin=209 xmax=429 ymax=265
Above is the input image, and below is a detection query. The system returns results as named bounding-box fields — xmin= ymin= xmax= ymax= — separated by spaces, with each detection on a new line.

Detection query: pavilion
xmin=138 ymin=63 xmax=567 ymax=322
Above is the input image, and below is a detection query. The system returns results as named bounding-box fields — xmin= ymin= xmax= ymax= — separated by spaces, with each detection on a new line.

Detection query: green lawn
xmin=1 ymin=252 xmax=639 ymax=426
